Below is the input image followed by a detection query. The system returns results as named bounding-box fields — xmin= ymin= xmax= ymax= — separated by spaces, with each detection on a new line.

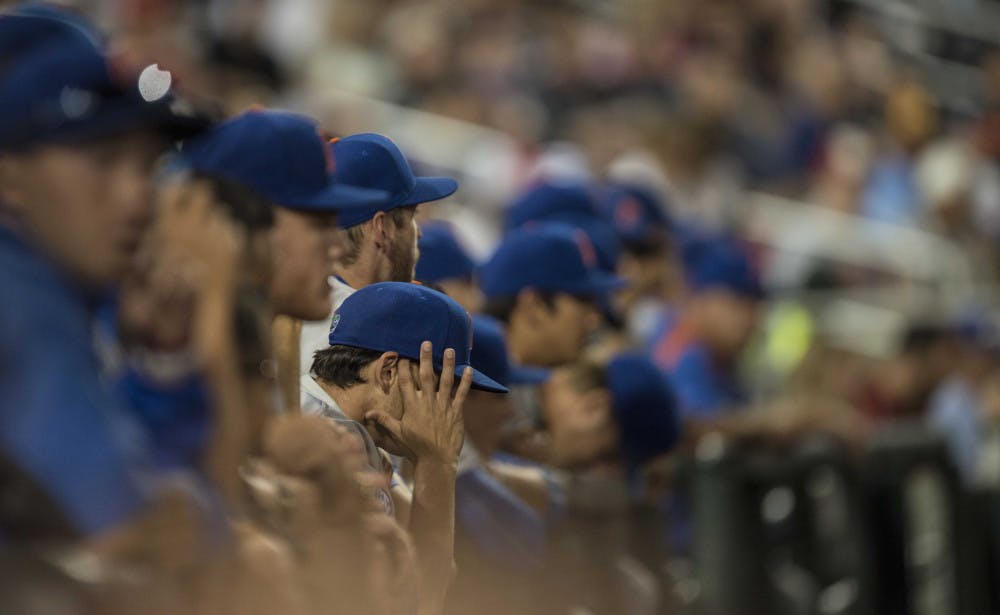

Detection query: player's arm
xmin=364 ymin=342 xmax=471 ymax=615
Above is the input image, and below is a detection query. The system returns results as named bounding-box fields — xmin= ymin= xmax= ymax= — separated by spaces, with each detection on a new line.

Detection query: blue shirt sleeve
xmin=0 ymin=242 xmax=148 ymax=536
xmin=665 ymin=347 xmax=732 ymax=420
xmin=116 ymin=367 xmax=211 ymax=472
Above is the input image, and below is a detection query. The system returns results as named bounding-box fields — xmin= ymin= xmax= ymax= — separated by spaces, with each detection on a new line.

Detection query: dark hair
xmin=482 ymin=290 xmax=560 ymax=323
xmin=311 ymin=345 xmax=384 ymax=388
xmin=193 ymin=172 xmax=274 ymax=232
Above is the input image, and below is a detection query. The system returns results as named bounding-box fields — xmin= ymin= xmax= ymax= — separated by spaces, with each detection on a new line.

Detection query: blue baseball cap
xmin=470 ymin=315 xmax=550 ymax=388
xmin=504 ymin=182 xmax=621 ymax=272
xmin=682 ymin=236 xmax=764 ymax=299
xmin=480 ymin=224 xmax=627 ymax=300
xmin=607 ymin=353 xmax=681 ymax=470
xmin=177 ymin=110 xmax=389 ymax=214
xmin=331 ymin=133 xmax=459 ymax=228
xmin=415 ymin=222 xmax=477 ymax=284
xmin=328 ymin=282 xmax=507 ymax=393
xmin=504 ymin=182 xmax=600 ymax=231
xmin=600 ymin=184 xmax=673 ymax=247
xmin=0 ymin=4 xmax=211 ymax=152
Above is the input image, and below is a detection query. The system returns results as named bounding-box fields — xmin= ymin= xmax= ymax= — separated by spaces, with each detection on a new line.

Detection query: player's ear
xmin=370 ymin=211 xmax=389 ymax=249
xmin=374 ymin=351 xmax=399 ymax=393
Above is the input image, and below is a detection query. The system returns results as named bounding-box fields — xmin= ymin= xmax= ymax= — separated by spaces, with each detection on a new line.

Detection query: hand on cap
xmin=365 ymin=341 xmax=472 ymax=466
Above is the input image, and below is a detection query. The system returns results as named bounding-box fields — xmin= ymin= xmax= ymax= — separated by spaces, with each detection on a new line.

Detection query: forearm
xmin=409 ymin=460 xmax=458 ymax=615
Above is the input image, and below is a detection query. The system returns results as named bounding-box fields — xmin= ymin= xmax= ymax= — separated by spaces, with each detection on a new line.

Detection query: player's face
xmin=386 ymin=206 xmax=420 ymax=283
xmin=0 ymin=131 xmax=165 ymax=288
xmin=463 ymin=389 xmax=513 ymax=456
xmin=270 ymin=208 xmax=340 ymax=320
xmin=528 ymin=293 xmax=600 ymax=367
xmin=540 ymin=368 xmax=615 ymax=467
xmin=699 ymin=290 xmax=759 ymax=358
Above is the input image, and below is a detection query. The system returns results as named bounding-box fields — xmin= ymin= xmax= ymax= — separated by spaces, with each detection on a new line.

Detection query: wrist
xmin=413 ymin=457 xmax=458 ymax=477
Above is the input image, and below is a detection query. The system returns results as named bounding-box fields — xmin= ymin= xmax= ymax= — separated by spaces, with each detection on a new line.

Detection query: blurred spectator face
xmin=269 ymin=208 xmax=340 ymax=320
xmin=693 ymin=289 xmax=760 ymax=359
xmin=540 ymin=365 xmax=617 ymax=468
xmin=437 ymin=277 xmax=484 ymax=314
xmin=511 ymin=292 xmax=601 ymax=367
xmin=885 ymin=79 xmax=937 ymax=153
xmin=463 ymin=389 xmax=513 ymax=457
xmin=0 ymin=132 xmax=165 ymax=289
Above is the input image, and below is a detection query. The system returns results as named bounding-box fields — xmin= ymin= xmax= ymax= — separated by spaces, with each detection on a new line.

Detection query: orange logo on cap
xmin=615 ymin=196 xmax=642 ymax=229
xmin=317 ymin=129 xmax=335 ymax=173
xmin=573 ymin=229 xmax=597 ymax=269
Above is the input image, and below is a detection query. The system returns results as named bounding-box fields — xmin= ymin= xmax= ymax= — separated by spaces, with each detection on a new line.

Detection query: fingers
xmin=438 ymin=348 xmax=455 ymax=400
xmin=397 ymin=357 xmax=418 ymax=406
xmin=452 ymin=366 xmax=474 ymax=411
xmin=419 ymin=341 xmax=434 ymax=394
xmin=363 ymin=410 xmax=405 ymax=443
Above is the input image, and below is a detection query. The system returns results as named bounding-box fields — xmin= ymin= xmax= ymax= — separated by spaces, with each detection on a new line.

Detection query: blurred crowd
xmin=4 ymin=0 xmax=1000 ymax=614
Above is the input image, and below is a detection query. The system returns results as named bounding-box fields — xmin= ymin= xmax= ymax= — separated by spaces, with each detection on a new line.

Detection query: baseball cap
xmin=177 ymin=110 xmax=389 ymax=213
xmin=328 ymin=282 xmax=508 ymax=393
xmin=415 ymin=222 xmax=477 ymax=284
xmin=479 ymin=224 xmax=627 ymax=300
xmin=505 ymin=182 xmax=600 ymax=231
xmin=505 ymin=182 xmax=621 ymax=272
xmin=600 ymin=184 xmax=673 ymax=247
xmin=606 ymin=353 xmax=681 ymax=470
xmin=331 ymin=133 xmax=459 ymax=228
xmin=682 ymin=236 xmax=764 ymax=299
xmin=0 ymin=4 xmax=211 ymax=152
xmin=470 ymin=315 xmax=550 ymax=388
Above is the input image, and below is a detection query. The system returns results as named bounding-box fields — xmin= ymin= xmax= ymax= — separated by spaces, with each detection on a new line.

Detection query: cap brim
xmin=573 ymin=270 xmax=629 ymax=295
xmin=400 ymin=176 xmax=459 ymax=206
xmin=508 ymin=365 xmax=550 ymax=386
xmin=42 ymin=94 xmax=213 ymax=148
xmin=459 ymin=364 xmax=509 ymax=393
xmin=279 ymin=182 xmax=391 ymax=215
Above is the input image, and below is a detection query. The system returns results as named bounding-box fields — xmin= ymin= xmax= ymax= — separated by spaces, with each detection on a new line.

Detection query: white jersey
xmin=299 ymin=276 xmax=355 ymax=377
xmin=300 ymin=373 xmax=397 ymax=516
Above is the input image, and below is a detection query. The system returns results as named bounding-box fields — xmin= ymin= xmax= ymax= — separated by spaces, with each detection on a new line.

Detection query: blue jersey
xmin=651 ymin=321 xmax=744 ymax=419
xmin=0 ymin=226 xmax=149 ymax=536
